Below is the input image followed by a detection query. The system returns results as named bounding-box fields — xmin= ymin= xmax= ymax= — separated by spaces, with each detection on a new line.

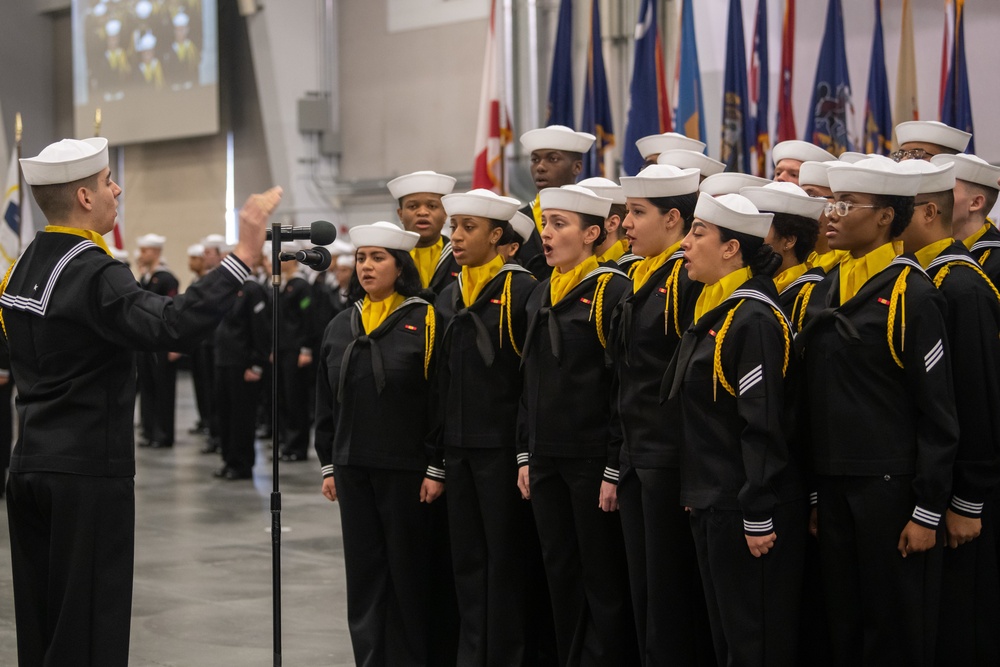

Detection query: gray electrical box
xmin=298 ymin=97 xmax=330 ymax=134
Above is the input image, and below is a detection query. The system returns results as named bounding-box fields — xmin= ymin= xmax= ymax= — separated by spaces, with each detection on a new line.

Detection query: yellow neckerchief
xmin=550 ymin=255 xmax=598 ymax=305
xmin=962 ymin=221 xmax=992 ymax=251
xmin=597 ymin=237 xmax=628 ymax=264
xmin=360 ymin=292 xmax=405 ymax=335
xmin=913 ymin=237 xmax=955 ymax=270
xmin=174 ymin=40 xmax=196 ymax=62
xmin=839 ymin=241 xmax=902 ymax=304
xmin=141 ymin=60 xmax=163 ymax=86
xmin=806 ymin=248 xmax=850 ymax=272
xmin=694 ymin=266 xmax=753 ymax=323
xmin=632 ymin=240 xmax=681 ymax=292
xmin=461 ymin=253 xmax=505 ymax=307
xmin=773 ymin=263 xmax=809 ymax=294
xmin=410 ymin=237 xmax=443 ymax=288
xmin=531 ymin=195 xmax=544 ymax=234
xmin=44 ymin=225 xmax=113 ymax=256
xmin=107 ymin=48 xmax=129 ymax=72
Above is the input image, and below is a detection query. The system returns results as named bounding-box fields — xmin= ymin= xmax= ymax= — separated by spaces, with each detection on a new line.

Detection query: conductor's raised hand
xmin=232 ymin=186 xmax=283 ymax=269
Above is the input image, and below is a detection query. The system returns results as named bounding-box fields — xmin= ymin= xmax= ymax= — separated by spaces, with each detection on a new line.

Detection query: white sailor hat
xmin=520 ymin=125 xmax=596 ymax=154
xmin=694 ymin=192 xmax=773 ymax=239
xmin=577 ymin=177 xmax=625 ymax=205
xmin=657 ymin=150 xmax=726 ymax=177
xmin=894 ymin=160 xmax=956 ymax=194
xmin=772 ymin=140 xmax=835 ymax=165
xmin=931 ymin=154 xmax=1000 ymax=191
xmin=173 ymin=11 xmax=190 ymax=27
xmin=508 ymin=211 xmax=535 ymax=244
xmin=136 ymin=0 xmax=152 ymax=19
xmin=442 ymin=189 xmax=521 ymax=221
xmin=20 ymin=137 xmax=109 ymax=186
xmin=93 ymin=3 xmax=108 ymax=17
xmin=137 ymin=233 xmax=166 ymax=248
xmin=349 ymin=220 xmax=420 ymax=251
xmin=838 ymin=151 xmax=868 ymax=164
xmin=540 ymin=184 xmax=612 ymax=219
xmin=187 ymin=243 xmax=205 ymax=257
xmin=329 ymin=239 xmax=355 ymax=256
xmin=699 ymin=172 xmax=772 ymax=197
xmin=635 ymin=132 xmax=706 ymax=159
xmin=740 ymin=182 xmax=827 ymax=220
xmin=827 ymin=157 xmax=922 ymax=197
xmin=387 ymin=170 xmax=457 ymax=200
xmin=336 ymin=254 xmax=356 ymax=268
xmin=895 ymin=120 xmax=971 ymax=152
xmin=620 ymin=164 xmax=700 ymax=199
xmin=106 ymin=19 xmax=122 ymax=36
xmin=798 ymin=161 xmax=833 ymax=188
xmin=201 ymin=233 xmax=226 ymax=249
xmin=137 ymin=32 xmax=157 ymax=51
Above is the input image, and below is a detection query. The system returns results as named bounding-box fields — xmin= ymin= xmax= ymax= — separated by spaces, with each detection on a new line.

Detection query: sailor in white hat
xmin=613 ymin=162 xmax=715 ymax=662
xmin=6 ymin=135 xmax=279 ymax=663
xmin=577 ymin=177 xmax=632 ymax=267
xmin=199 ymin=233 xmax=227 ymax=271
xmin=387 ymin=170 xmax=459 ymax=295
xmin=635 ymin=132 xmax=707 ymax=169
xmin=186 ymin=242 xmax=206 ymax=277
xmin=435 ymin=187 xmax=538 ymax=665
xmin=699 ymin=172 xmax=772 ymax=197
xmin=657 ymin=149 xmax=726 ymax=180
xmin=771 ymin=140 xmax=835 ymax=184
xmin=518 ymin=125 xmax=596 ymax=279
xmin=498 ymin=210 xmax=535 ymax=263
xmin=930 ymin=154 xmax=1000 ymax=278
xmin=166 ymin=10 xmax=200 ymax=86
xmin=517 ymin=183 xmax=633 ymax=662
xmin=136 ymin=31 xmax=164 ymax=88
xmin=892 ymin=120 xmax=972 ymax=162
xmin=801 ymin=155 xmax=960 ymax=666
xmin=99 ymin=18 xmax=130 ymax=91
xmin=669 ymin=191 xmax=802 ymax=666
xmin=740 ymin=182 xmax=827 ymax=320
xmin=795 ymin=160 xmax=851 ymax=274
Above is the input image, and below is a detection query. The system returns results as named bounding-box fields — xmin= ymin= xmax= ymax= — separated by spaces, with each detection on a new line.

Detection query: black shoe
xmin=150 ymin=441 xmax=173 ymax=449
xmin=200 ymin=443 xmax=221 ymax=455
xmin=279 ymin=452 xmax=307 ymax=462
xmin=138 ymin=440 xmax=153 ymax=448
xmin=213 ymin=466 xmax=231 ymax=478
xmin=188 ymin=423 xmax=209 ymax=435
xmin=224 ymin=468 xmax=252 ymax=480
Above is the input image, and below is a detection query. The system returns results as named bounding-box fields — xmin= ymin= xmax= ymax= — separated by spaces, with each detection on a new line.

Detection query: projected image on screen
xmin=73 ymin=0 xmax=219 ymax=145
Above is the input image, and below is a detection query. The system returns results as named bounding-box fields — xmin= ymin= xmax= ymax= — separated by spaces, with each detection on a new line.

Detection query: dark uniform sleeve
xmin=424 ymin=305 xmax=446 ymax=481
xmin=314 ymin=318 xmax=339 ymax=479
xmin=602 ymin=275 xmax=630 ymax=485
xmin=248 ymin=282 xmax=271 ymax=372
xmin=732 ymin=312 xmax=789 ymax=535
xmin=902 ymin=287 xmax=960 ymax=529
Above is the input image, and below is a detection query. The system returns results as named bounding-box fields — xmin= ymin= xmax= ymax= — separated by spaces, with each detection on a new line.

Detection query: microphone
xmin=280 ymin=246 xmax=332 ymax=272
xmin=265 ymin=220 xmax=337 ymax=245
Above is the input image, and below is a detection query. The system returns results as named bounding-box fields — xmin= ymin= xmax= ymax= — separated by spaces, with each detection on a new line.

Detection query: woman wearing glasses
xmin=795 ymin=158 xmax=959 ymax=666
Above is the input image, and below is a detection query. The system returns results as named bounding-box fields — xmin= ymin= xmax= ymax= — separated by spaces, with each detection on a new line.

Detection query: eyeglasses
xmin=824 ymin=201 xmax=881 ymax=217
xmin=890 ymin=148 xmax=936 ymax=162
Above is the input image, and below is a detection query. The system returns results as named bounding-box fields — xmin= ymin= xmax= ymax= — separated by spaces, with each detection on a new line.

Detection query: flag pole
xmin=15 ymin=113 xmax=22 ymax=254
xmin=94 ymin=108 xmax=102 ymax=138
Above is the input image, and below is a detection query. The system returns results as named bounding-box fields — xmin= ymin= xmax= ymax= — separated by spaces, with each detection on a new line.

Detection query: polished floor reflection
xmin=0 ymin=371 xmax=354 ymax=666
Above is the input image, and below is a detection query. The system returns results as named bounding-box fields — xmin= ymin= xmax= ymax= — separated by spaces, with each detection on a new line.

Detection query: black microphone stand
xmin=270 ymin=220 xmax=283 ymax=667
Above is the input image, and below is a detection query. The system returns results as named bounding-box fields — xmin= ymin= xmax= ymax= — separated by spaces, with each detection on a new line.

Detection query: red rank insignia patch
xmin=404 ymin=324 xmax=418 ymax=331
xmin=657 ymin=287 xmax=668 ymax=294
xmin=877 ymin=298 xmax=890 ymax=305
xmin=490 ymin=298 xmax=502 ymax=304
xmin=709 ymin=329 xmax=717 ymax=337
xmin=580 ymin=297 xmax=592 ymax=305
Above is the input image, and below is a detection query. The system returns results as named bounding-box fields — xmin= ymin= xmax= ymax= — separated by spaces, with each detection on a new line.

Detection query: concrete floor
xmin=0 ymin=371 xmax=355 ymax=666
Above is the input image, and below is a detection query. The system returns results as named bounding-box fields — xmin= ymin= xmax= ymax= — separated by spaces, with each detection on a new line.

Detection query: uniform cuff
xmin=809 ymin=491 xmax=818 ymax=506
xmin=744 ymin=517 xmax=774 ymax=535
xmin=320 ymin=464 xmax=335 ymax=479
xmin=221 ymin=254 xmax=250 ymax=283
xmin=516 ymin=452 xmax=529 ymax=468
xmin=603 ymin=466 xmax=620 ymax=485
xmin=250 ymin=365 xmax=263 ymax=375
xmin=950 ymin=496 xmax=984 ymax=518
xmin=300 ymin=347 xmax=313 ymax=357
xmin=911 ymin=505 xmax=942 ymax=529
xmin=425 ymin=465 xmax=446 ymax=482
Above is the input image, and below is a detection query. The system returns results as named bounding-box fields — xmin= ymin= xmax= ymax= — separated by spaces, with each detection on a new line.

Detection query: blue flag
xmin=581 ymin=0 xmax=615 ymax=178
xmin=675 ymin=0 xmax=706 ymax=148
xmin=545 ymin=0 xmax=574 ymax=127
xmin=863 ymin=0 xmax=892 ymax=156
xmin=722 ymin=0 xmax=752 ymax=173
xmin=805 ymin=0 xmax=853 ymax=155
xmin=623 ymin=0 xmax=670 ymax=175
xmin=942 ymin=0 xmax=974 ymax=153
xmin=750 ymin=0 xmax=770 ymax=176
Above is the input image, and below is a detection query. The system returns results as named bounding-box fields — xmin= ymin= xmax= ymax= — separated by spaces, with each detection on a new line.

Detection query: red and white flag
xmin=472 ymin=0 xmax=511 ymax=194
xmin=938 ymin=0 xmax=955 ymax=119
xmin=893 ymin=0 xmax=919 ymax=145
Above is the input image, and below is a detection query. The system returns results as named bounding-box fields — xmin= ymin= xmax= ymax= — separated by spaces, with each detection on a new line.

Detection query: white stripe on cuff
xmin=912 ymin=506 xmax=942 ymax=526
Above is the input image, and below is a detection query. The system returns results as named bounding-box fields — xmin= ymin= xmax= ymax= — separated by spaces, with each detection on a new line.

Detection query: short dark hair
xmin=717 ymin=226 xmax=782 ymax=277
xmin=348 ymin=247 xmax=423 ymax=302
xmin=578 ymin=211 xmax=608 ymax=251
xmin=770 ymin=212 xmax=820 ymax=264
xmin=872 ymin=194 xmax=915 ymax=239
xmin=30 ymin=173 xmax=99 ymax=220
xmin=647 ymin=192 xmax=699 ymax=233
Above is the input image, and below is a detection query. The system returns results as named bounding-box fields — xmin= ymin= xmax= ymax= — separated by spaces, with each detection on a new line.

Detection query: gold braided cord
xmin=0 ymin=260 xmax=16 ymax=339
xmin=502 ymin=272 xmax=521 ymax=356
xmin=591 ymin=273 xmax=612 ymax=349
xmin=980 ymin=249 xmax=992 ymax=266
xmin=793 ymin=282 xmax=816 ymax=332
xmin=770 ymin=307 xmax=791 ymax=376
xmin=664 ymin=259 xmax=683 ymax=336
xmin=627 ymin=262 xmax=639 ymax=279
xmin=933 ymin=260 xmax=1000 ymax=307
xmin=424 ymin=304 xmax=435 ymax=380
xmin=712 ymin=300 xmax=743 ymax=400
xmin=886 ymin=267 xmax=909 ymax=369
